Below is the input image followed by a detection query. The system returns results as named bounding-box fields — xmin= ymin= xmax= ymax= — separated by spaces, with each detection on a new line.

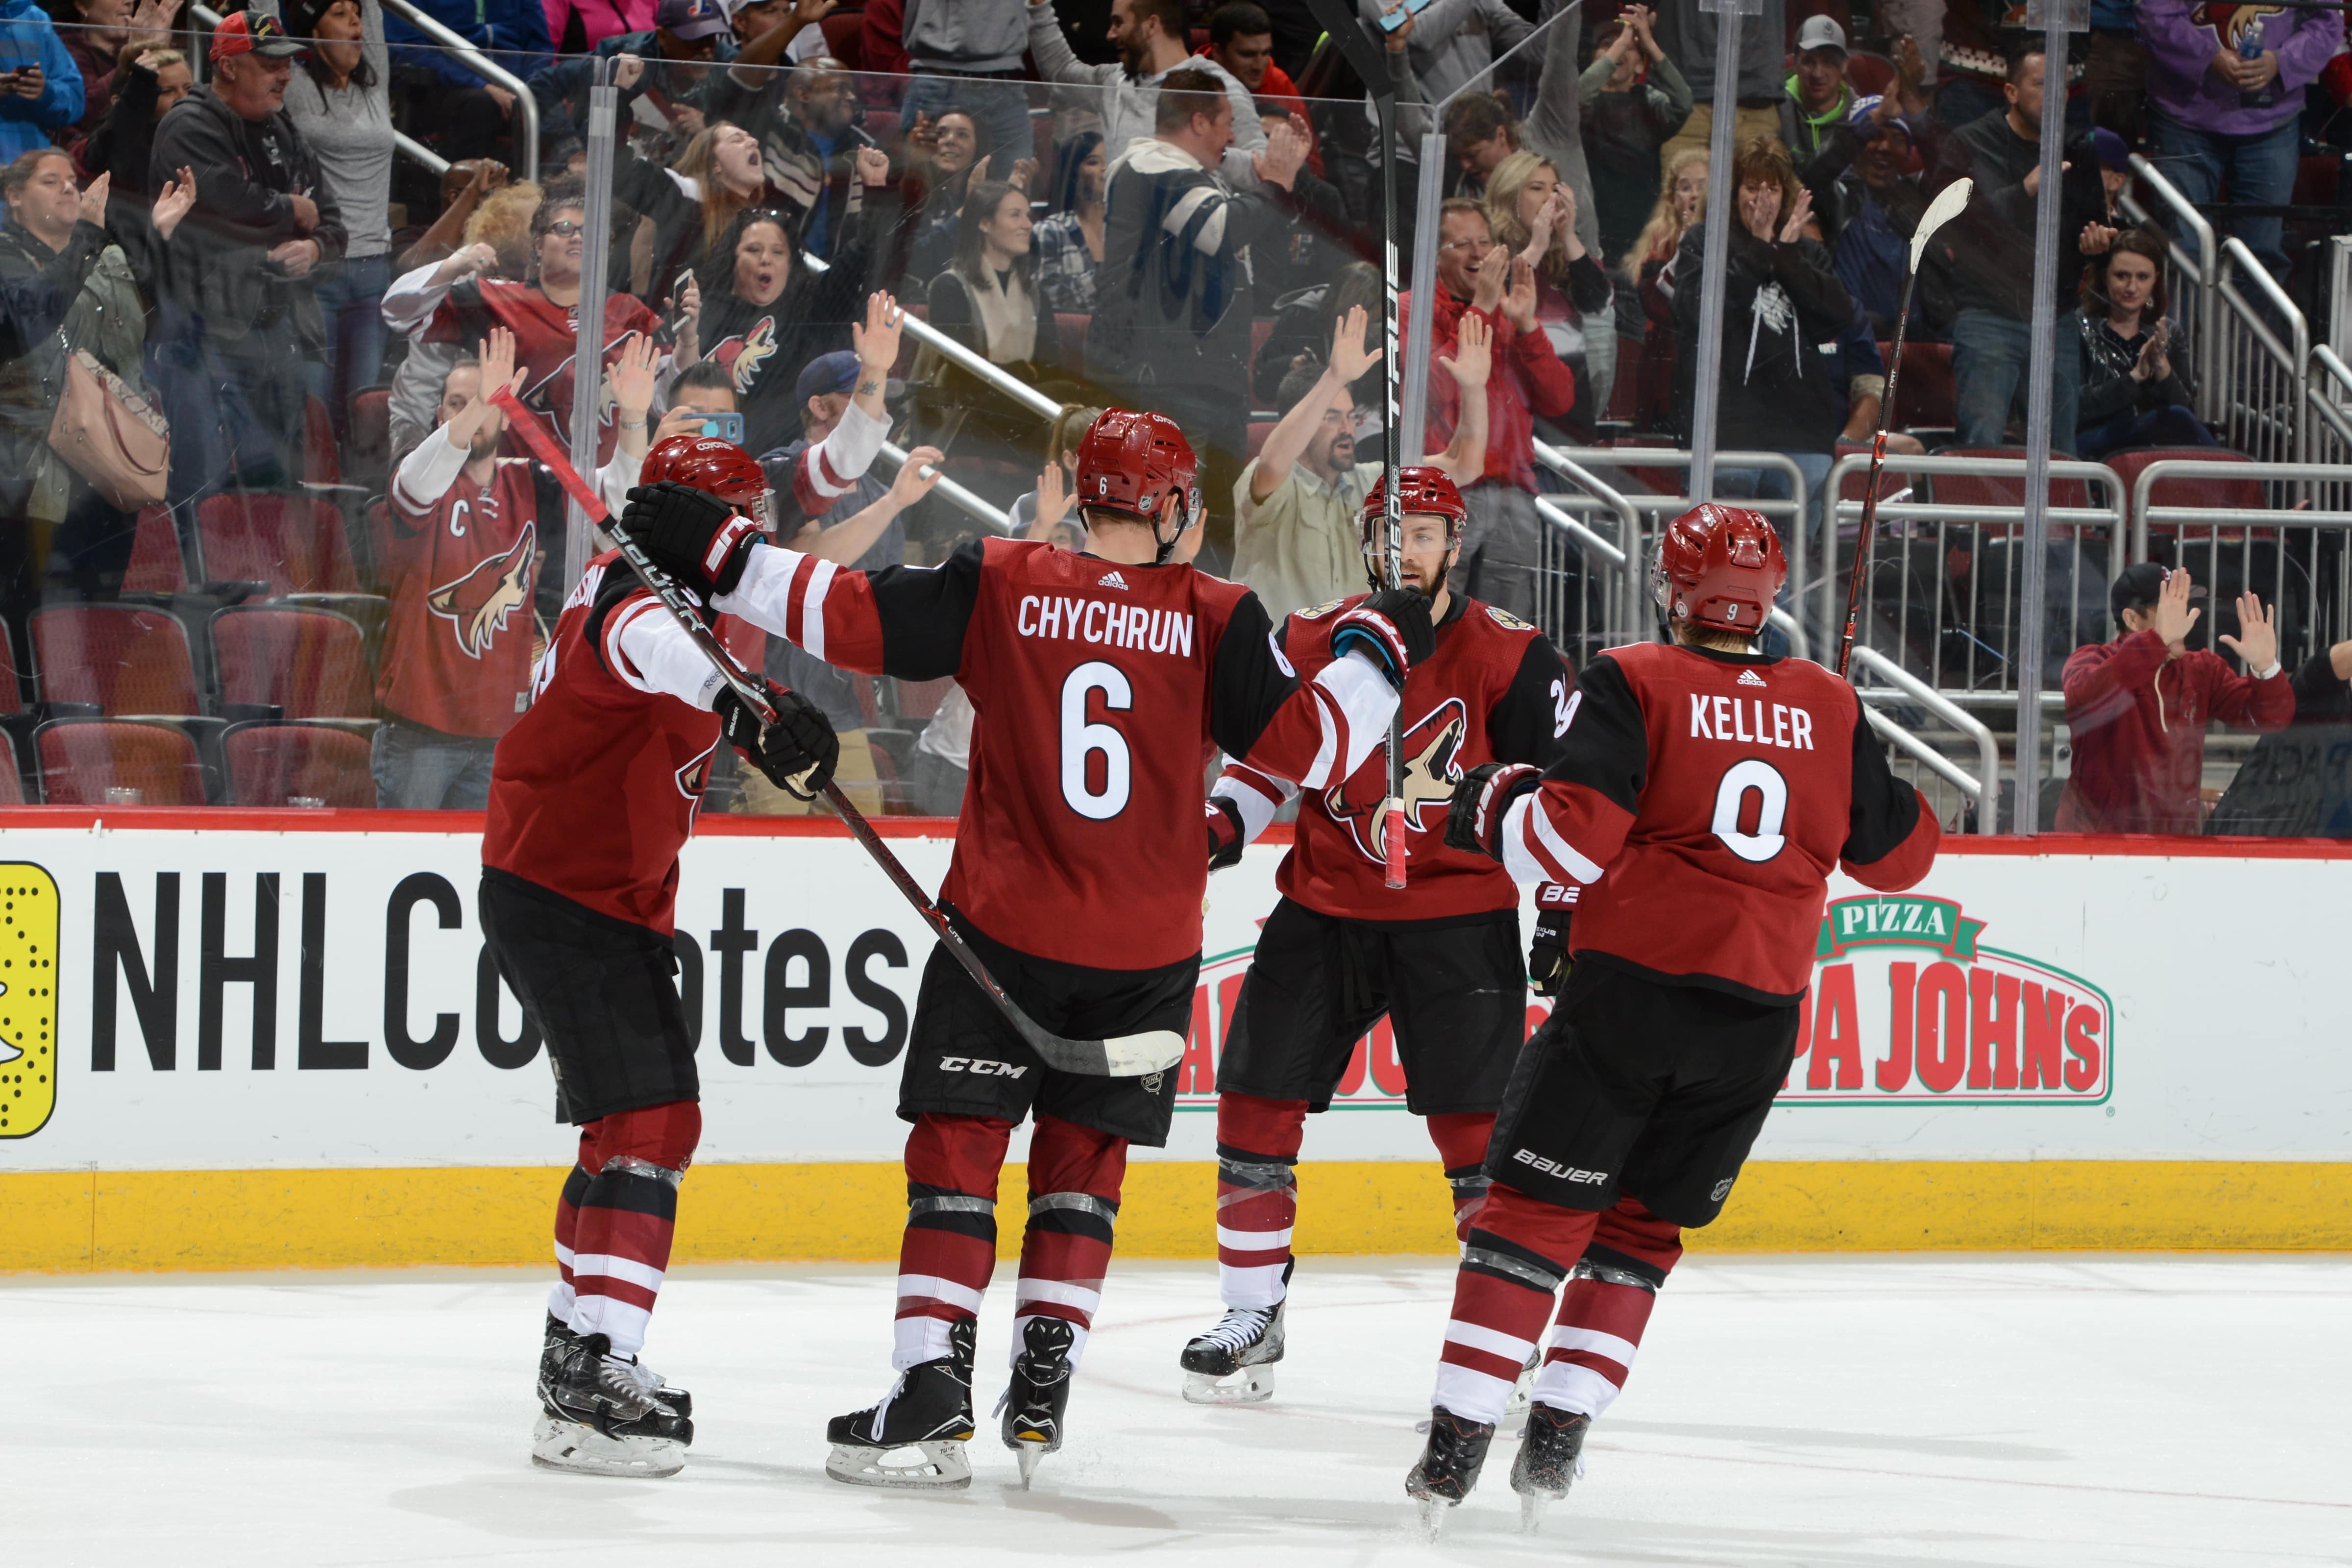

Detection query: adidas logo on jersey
xmin=1738 ymin=669 xmax=1767 ymax=687
xmin=1098 ymin=571 xmax=1130 ymax=590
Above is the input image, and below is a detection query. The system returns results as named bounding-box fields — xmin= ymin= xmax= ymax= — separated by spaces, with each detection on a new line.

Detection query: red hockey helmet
xmin=1072 ymin=409 xmax=1200 ymax=538
xmin=641 ymin=434 xmax=770 ymax=529
xmin=1355 ymin=465 xmax=1469 ymax=550
xmin=1652 ymin=503 xmax=1787 ymax=634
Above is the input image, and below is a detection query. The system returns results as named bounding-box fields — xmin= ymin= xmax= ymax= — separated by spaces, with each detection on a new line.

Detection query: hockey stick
xmin=490 ymin=389 xmax=1185 ymax=1079
xmin=1835 ymin=176 xmax=1971 ymax=678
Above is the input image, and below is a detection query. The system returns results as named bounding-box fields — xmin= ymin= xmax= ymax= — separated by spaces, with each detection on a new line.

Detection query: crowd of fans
xmin=0 ymin=0 xmax=2348 ymax=834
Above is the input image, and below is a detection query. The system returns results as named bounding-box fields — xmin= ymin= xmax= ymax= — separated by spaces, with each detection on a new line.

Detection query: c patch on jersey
xmin=1485 ymin=605 xmax=1535 ymax=632
xmin=428 ymin=521 xmax=536 ymax=659
xmin=1322 ymin=697 xmax=1468 ymax=865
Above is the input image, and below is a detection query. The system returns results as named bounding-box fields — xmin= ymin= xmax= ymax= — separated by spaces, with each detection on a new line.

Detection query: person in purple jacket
xmin=2138 ymin=0 xmax=2343 ymax=284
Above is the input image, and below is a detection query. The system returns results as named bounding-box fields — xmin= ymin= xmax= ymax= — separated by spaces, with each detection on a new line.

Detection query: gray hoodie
xmin=904 ymin=0 xmax=1030 ymax=74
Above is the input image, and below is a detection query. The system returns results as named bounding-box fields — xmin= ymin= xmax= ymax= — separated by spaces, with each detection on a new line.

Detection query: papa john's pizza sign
xmin=1785 ymin=895 xmax=2113 ymax=1105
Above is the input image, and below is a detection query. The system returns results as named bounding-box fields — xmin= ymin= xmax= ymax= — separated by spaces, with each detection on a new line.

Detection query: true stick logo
xmin=0 ymin=864 xmax=61 ymax=1139
xmin=1782 ymin=895 xmax=2113 ymax=1105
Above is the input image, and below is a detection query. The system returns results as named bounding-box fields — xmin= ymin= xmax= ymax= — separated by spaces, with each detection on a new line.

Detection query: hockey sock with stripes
xmin=1426 ymin=1111 xmax=1497 ymax=1244
xmin=1530 ymin=1197 xmax=1682 ymax=1417
xmin=566 ymin=1100 xmax=702 ymax=1359
xmin=1431 ymin=1181 xmax=1599 ymax=1424
xmin=1212 ymin=1093 xmax=1307 ymax=1310
xmin=548 ymin=1156 xmax=590 ymax=1323
xmin=895 ymin=1112 xmax=1014 ymax=1370
xmin=1011 ymin=1113 xmax=1127 ymax=1371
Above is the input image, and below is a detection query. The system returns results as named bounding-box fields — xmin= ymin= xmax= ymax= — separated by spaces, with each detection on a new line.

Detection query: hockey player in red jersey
xmin=1178 ymin=467 xmax=1577 ymax=1403
xmin=1408 ymin=504 xmax=1941 ymax=1530
xmin=480 ymin=433 xmax=840 ymax=1479
xmin=616 ymin=408 xmax=1434 ymax=1491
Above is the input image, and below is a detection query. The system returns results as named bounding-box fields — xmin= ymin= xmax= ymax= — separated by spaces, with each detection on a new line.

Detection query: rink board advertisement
xmin=1 ymin=812 xmax=2349 ymax=1264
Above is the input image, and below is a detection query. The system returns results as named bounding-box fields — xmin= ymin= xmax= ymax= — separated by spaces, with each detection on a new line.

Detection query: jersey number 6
xmin=1061 ymin=660 xmax=1132 ymax=820
xmin=1711 ymin=758 xmax=1788 ymax=863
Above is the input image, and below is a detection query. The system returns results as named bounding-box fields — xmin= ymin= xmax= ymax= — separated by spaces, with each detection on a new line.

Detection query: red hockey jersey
xmin=722 ymin=536 xmax=1398 ymax=969
xmin=381 ymin=450 xmax=541 ymax=737
xmin=422 ymin=280 xmax=659 ymax=466
xmin=483 ymin=552 xmax=724 ymax=933
xmin=1497 ymin=642 xmax=1939 ymax=1002
xmin=1219 ymin=591 xmax=1575 ymax=921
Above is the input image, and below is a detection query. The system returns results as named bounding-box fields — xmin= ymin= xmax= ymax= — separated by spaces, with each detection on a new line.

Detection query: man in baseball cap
xmin=2057 ymin=564 xmax=2291 ymax=833
xmin=1783 ymin=15 xmax=1856 ymax=166
xmin=656 ymin=0 xmax=732 ymax=44
xmin=208 ymin=9 xmax=308 ymax=61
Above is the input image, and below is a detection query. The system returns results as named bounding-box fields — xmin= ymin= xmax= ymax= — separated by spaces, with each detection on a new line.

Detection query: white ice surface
xmin=12 ymin=1256 xmax=2349 ymax=1566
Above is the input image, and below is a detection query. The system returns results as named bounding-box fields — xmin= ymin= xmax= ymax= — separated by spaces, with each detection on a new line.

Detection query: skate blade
xmin=1520 ymin=1491 xmax=1556 ymax=1534
xmin=1413 ymin=1494 xmax=1456 ymax=1542
xmin=1181 ymin=1365 xmax=1275 ymax=1405
xmin=530 ymin=1414 xmax=686 ymax=1478
xmin=1012 ymin=1438 xmax=1047 ymax=1490
xmin=824 ymin=1439 xmax=973 ymax=1491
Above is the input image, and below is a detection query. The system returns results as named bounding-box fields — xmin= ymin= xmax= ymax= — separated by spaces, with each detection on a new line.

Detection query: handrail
xmin=377 ymin=0 xmax=540 ymax=184
xmin=2307 ymin=345 xmax=2352 ymax=447
xmin=1529 ymin=443 xmax=1651 ymax=643
xmin=875 ymin=441 xmax=1014 ymax=533
xmin=2217 ymin=237 xmax=2310 ymax=377
xmin=395 ymin=131 xmax=450 ymax=177
xmin=1847 ymin=643 xmax=2001 ymax=833
xmin=2128 ymin=459 xmax=2352 ymax=561
xmin=801 ymin=253 xmax=1062 ymax=422
xmin=2123 ymin=154 xmax=2216 ymax=287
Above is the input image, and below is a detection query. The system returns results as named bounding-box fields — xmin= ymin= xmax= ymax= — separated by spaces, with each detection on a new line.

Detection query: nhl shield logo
xmin=1710 ymin=1177 xmax=1735 ymax=1202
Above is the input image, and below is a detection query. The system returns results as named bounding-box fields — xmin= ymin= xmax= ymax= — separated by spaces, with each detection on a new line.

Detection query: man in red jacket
xmin=2058 ymin=563 xmax=2291 ymax=834
xmin=1402 ymin=199 xmax=1577 ymax=625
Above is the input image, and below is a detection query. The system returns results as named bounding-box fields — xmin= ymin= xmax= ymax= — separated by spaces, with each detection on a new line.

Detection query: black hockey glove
xmin=1206 ymin=795 xmax=1246 ymax=871
xmin=1444 ymin=761 xmax=1543 ymax=861
xmin=621 ymin=480 xmax=763 ymax=599
xmin=1526 ymin=891 xmax=1575 ymax=997
xmin=717 ymin=681 xmax=839 ymax=801
xmin=1329 ymin=588 xmax=1435 ymax=691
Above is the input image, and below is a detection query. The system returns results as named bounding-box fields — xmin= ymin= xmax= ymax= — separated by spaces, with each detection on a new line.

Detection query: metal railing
xmin=2128 ymin=459 xmax=2352 ymax=674
xmin=2120 ymin=154 xmax=2221 ymax=428
xmin=2305 ymin=347 xmax=2352 ymax=518
xmin=2213 ymin=238 xmax=2309 ymax=468
xmin=1848 ymin=643 xmax=2001 ymax=834
xmin=1825 ymin=452 xmax=2126 ymax=697
xmin=1526 ymin=448 xmax=1648 ymax=661
xmin=378 ymin=0 xmax=540 ymax=184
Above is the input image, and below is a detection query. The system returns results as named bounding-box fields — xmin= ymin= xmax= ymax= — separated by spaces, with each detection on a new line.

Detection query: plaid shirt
xmin=1032 ymin=211 xmax=1100 ymax=313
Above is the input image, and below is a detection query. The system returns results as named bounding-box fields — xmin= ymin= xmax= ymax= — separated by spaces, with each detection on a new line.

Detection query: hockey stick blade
xmin=491 ymin=391 xmax=1176 ymax=1079
xmin=1908 ymin=177 xmax=1972 ymax=272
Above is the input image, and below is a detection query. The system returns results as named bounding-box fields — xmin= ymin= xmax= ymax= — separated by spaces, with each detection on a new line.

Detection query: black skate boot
xmin=1404 ymin=1407 xmax=1496 ymax=1538
xmin=533 ymin=1331 xmax=694 ymax=1478
xmin=1509 ymin=1402 xmax=1591 ymax=1533
xmin=999 ymin=1316 xmax=1077 ymax=1489
xmin=538 ymin=1314 xmax=692 ymax=1418
xmin=825 ymin=1318 xmax=978 ymax=1491
xmin=1179 ymin=1298 xmax=1284 ymax=1404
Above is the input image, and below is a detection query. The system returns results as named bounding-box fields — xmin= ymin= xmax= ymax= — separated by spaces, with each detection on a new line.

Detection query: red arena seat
xmin=224 ymin=724 xmax=375 ymax=808
xmin=2104 ymin=447 xmax=2263 ymax=540
xmin=211 ymin=607 xmax=374 ymax=719
xmin=122 ymin=505 xmax=189 ymax=593
xmin=1884 ymin=340 xmax=1955 ymax=431
xmin=30 ymin=606 xmax=199 ymax=716
xmin=196 ymin=493 xmax=361 ymax=595
xmin=36 ymin=720 xmax=205 ymax=806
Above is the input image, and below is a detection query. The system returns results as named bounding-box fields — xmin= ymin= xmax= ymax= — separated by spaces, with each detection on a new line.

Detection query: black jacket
xmin=0 ymin=219 xmax=107 ymax=514
xmin=2076 ymin=311 xmax=2196 ymax=428
xmin=1671 ymin=221 xmax=1852 ymax=454
xmin=148 ymin=85 xmax=347 ymax=347
xmin=1921 ymin=109 xmax=2103 ymax=324
xmin=2206 ymin=655 xmax=2352 ymax=836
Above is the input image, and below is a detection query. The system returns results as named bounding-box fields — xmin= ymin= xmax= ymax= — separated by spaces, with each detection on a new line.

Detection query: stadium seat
xmin=0 ymin=629 xmax=23 ymax=718
xmin=2103 ymin=447 xmax=2262 ymax=540
xmin=1250 ymin=318 xmax=1276 ymax=398
xmin=347 ymin=386 xmax=392 ymax=495
xmin=122 ymin=505 xmax=190 ymax=594
xmin=1929 ymin=448 xmax=2095 ymax=512
xmin=35 ymin=719 xmax=206 ymax=806
xmin=1247 ymin=419 xmax=1278 ymax=461
xmin=223 ymin=724 xmax=375 ymax=808
xmin=1881 ymin=339 xmax=1955 ymax=431
xmin=195 ymin=492 xmax=363 ymax=595
xmin=1602 ymin=334 xmax=1642 ymax=424
xmin=30 ymin=605 xmax=200 ymax=717
xmin=304 ymin=395 xmax=341 ymax=485
xmin=1845 ymin=50 xmax=1895 ymax=96
xmin=210 ymin=606 xmax=374 ymax=719
xmin=1056 ymin=312 xmax=1089 ymax=379
xmin=819 ymin=9 xmax=862 ymax=68
xmin=0 ymin=730 xmax=23 ymax=805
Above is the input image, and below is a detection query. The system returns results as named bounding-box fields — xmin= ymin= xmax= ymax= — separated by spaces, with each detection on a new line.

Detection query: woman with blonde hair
xmin=1625 ymin=147 xmax=1707 ymax=433
xmin=1487 ymin=148 xmax=1615 ymax=437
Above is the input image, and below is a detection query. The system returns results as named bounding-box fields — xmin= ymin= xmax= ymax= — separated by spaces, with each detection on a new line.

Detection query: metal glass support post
xmin=2013 ymin=0 xmax=2085 ymax=836
xmin=567 ymin=61 xmax=618 ymax=595
xmin=1683 ymin=0 xmax=1758 ymax=500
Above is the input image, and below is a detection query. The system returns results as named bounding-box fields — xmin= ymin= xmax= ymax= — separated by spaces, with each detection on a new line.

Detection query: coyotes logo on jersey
xmin=714 ymin=317 xmax=778 ymax=393
xmin=1323 ymin=697 xmax=1469 ymax=864
xmin=2189 ymin=1 xmax=2280 ymax=47
xmin=427 ymin=521 xmax=535 ymax=659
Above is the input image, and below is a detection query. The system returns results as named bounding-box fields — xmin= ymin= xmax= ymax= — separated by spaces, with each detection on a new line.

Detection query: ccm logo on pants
xmin=1513 ymin=1149 xmax=1607 ymax=1184
xmin=940 ymin=1057 xmax=1029 ymax=1078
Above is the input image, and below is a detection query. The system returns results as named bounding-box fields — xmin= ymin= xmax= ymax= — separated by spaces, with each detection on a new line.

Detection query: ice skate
xmin=532 ymin=1331 xmax=693 ymax=1477
xmin=537 ymin=1313 xmax=691 ymax=1418
xmin=1404 ymin=1407 xmax=1495 ymax=1539
xmin=999 ymin=1316 xmax=1076 ymax=1490
xmin=1509 ymin=1402 xmax=1591 ymax=1533
xmin=1179 ymin=1299 xmax=1284 ymax=1404
xmin=826 ymin=1318 xmax=978 ymax=1490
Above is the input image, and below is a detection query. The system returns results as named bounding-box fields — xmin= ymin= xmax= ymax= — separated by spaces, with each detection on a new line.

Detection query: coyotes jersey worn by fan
xmin=484 ymin=552 xmax=725 ymax=933
xmin=422 ymin=280 xmax=659 ymax=465
xmin=1219 ymin=592 xmax=1575 ymax=921
xmin=723 ymin=536 xmax=1398 ymax=969
xmin=1498 ymin=643 xmax=1938 ymax=1001
xmin=381 ymin=450 xmax=541 ymax=737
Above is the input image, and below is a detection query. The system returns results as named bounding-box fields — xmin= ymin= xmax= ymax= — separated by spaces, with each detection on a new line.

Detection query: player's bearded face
xmin=1367 ymin=515 xmax=1457 ymax=598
